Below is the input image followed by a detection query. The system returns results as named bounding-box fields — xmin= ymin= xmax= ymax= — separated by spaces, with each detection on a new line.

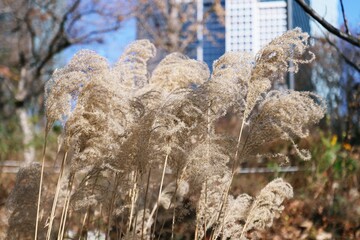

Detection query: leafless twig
xmin=339 ymin=0 xmax=350 ymax=35
xmin=313 ymin=22 xmax=360 ymax=72
xmin=295 ymin=0 xmax=360 ymax=47
xmin=324 ymin=36 xmax=360 ymax=72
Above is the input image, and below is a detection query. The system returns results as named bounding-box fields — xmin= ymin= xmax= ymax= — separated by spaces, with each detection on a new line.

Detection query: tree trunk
xmin=17 ymin=106 xmax=35 ymax=164
xmin=15 ymin=67 xmax=35 ymax=164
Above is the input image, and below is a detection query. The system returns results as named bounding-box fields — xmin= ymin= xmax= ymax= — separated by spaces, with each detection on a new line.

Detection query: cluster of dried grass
xmin=5 ymin=28 xmax=325 ymax=240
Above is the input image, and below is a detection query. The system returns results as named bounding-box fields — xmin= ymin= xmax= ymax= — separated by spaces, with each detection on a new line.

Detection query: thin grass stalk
xmin=210 ymin=119 xmax=246 ymax=240
xmin=46 ymin=151 xmax=68 ymax=240
xmin=239 ymin=199 xmax=258 ymax=239
xmin=170 ymin=173 xmax=179 ymax=240
xmin=57 ymin=187 xmax=69 ymax=240
xmin=35 ymin=126 xmax=48 ymax=240
xmin=194 ymin=220 xmax=199 ymax=240
xmin=132 ymin=208 xmax=139 ymax=239
xmin=78 ymin=173 xmax=100 ymax=240
xmin=57 ymin=192 xmax=68 ymax=240
xmin=53 ymin=135 xmax=65 ymax=168
xmin=147 ymin=153 xmax=169 ymax=233
xmin=203 ymin=176 xmax=208 ymax=240
xmin=234 ymin=120 xmax=246 ymax=169
xmin=57 ymin=173 xmax=74 ymax=240
xmin=59 ymin=183 xmax=72 ymax=240
xmin=194 ymin=114 xmax=210 ymax=240
xmin=151 ymin=207 xmax=157 ymax=238
xmin=204 ymin=103 xmax=211 ymax=240
xmin=127 ymin=170 xmax=139 ymax=234
xmin=79 ymin=212 xmax=88 ymax=240
xmin=119 ymin=209 xmax=125 ymax=238
xmin=97 ymin=204 xmax=103 ymax=240
xmin=148 ymin=200 xmax=159 ymax=235
xmin=141 ymin=168 xmax=152 ymax=240
xmin=57 ymin=174 xmax=73 ymax=240
xmin=117 ymin=223 xmax=120 ymax=240
xmin=60 ymin=191 xmax=72 ymax=240
xmin=157 ymin=219 xmax=166 ymax=240
xmin=106 ymin=172 xmax=120 ymax=240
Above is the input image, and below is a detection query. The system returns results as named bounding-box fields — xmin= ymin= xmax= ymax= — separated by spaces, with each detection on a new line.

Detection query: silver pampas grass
xmin=7 ymin=28 xmax=325 ymax=240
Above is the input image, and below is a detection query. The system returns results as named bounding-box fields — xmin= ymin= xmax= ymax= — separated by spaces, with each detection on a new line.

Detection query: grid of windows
xmin=258 ymin=2 xmax=287 ymax=47
xmin=226 ymin=0 xmax=255 ymax=52
xmin=226 ymin=0 xmax=287 ymax=53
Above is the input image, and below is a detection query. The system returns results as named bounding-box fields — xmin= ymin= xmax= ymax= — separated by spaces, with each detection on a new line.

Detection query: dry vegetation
xmin=4 ymin=28 xmax=326 ymax=240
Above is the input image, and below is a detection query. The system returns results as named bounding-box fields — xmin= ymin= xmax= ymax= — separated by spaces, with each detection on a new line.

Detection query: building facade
xmin=200 ymin=0 xmax=226 ymax=68
xmin=226 ymin=0 xmax=289 ymax=53
xmin=198 ymin=0 xmax=311 ymax=69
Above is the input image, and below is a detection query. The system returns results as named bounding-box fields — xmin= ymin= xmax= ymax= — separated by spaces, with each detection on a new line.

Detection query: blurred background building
xmin=135 ymin=0 xmax=339 ymax=70
xmin=196 ymin=0 xmax=312 ymax=70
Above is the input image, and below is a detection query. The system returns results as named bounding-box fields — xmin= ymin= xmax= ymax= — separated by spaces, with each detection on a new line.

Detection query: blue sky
xmin=60 ymin=17 xmax=136 ymax=65
xmin=340 ymin=0 xmax=359 ymax=29
xmin=60 ymin=0 xmax=359 ymax=65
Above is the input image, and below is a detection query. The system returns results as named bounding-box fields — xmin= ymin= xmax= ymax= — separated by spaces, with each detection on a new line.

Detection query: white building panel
xmin=226 ymin=0 xmax=287 ymax=53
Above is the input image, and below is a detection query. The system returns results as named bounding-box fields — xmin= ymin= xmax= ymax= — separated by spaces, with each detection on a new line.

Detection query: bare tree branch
xmin=35 ymin=0 xmax=82 ymax=74
xmin=339 ymin=0 xmax=350 ymax=35
xmin=66 ymin=9 xmax=98 ymax=33
xmin=74 ymin=25 xmax=122 ymax=44
xmin=295 ymin=0 xmax=360 ymax=47
xmin=320 ymin=36 xmax=360 ymax=72
xmin=0 ymin=0 xmax=125 ymax=107
xmin=312 ymin=21 xmax=360 ymax=73
xmin=328 ymin=42 xmax=359 ymax=72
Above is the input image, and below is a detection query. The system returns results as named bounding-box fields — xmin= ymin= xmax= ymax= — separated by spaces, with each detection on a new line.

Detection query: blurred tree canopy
xmin=0 ymin=0 xmax=224 ymax=163
xmin=294 ymin=0 xmax=359 ymax=144
xmin=136 ymin=0 xmax=224 ymax=54
xmin=0 ymin=0 xmax=359 ymax=164
xmin=0 ymin=0 xmax=126 ymax=163
xmin=310 ymin=36 xmax=360 ymax=145
xmin=135 ymin=0 xmax=224 ymax=69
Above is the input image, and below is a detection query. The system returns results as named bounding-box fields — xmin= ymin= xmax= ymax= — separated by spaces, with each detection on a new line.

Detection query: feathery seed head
xmin=150 ymin=52 xmax=210 ymax=92
xmin=114 ymin=39 xmax=156 ymax=89
xmin=241 ymin=178 xmax=293 ymax=236
xmin=242 ymin=90 xmax=325 ymax=161
xmin=245 ymin=27 xmax=314 ymax=119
